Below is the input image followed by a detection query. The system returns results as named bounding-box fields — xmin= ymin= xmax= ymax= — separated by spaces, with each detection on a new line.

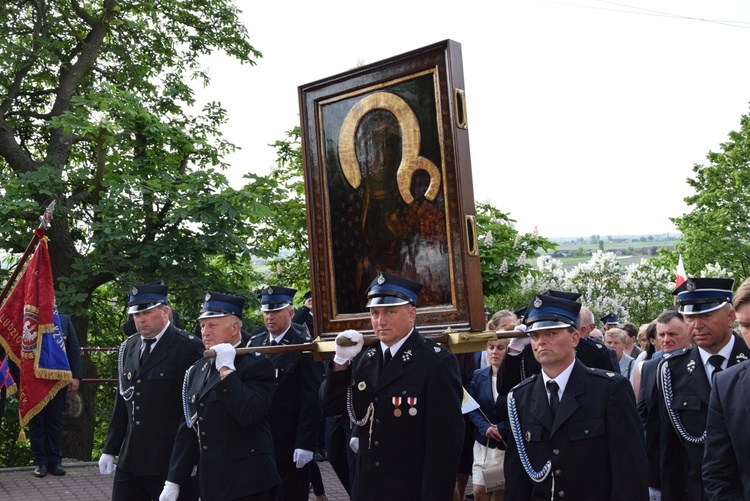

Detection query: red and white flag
xmin=675 ymin=255 xmax=687 ymax=288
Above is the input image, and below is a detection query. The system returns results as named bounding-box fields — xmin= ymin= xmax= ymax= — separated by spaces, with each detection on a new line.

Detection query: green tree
xmin=0 ymin=1 xmax=268 ymax=461
xmin=476 ymin=203 xmax=555 ymax=313
xmin=672 ymin=109 xmax=750 ymax=279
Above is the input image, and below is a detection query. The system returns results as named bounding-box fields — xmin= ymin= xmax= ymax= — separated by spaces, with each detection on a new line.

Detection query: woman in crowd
xmin=631 ymin=321 xmax=659 ymax=401
xmin=468 ymin=334 xmax=511 ymax=501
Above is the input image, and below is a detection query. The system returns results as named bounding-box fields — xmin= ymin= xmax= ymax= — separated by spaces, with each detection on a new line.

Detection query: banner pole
xmin=0 ymin=202 xmax=56 ymax=307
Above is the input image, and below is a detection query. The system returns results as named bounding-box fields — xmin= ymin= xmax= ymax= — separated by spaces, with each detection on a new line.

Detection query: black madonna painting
xmin=299 ymin=40 xmax=485 ymax=337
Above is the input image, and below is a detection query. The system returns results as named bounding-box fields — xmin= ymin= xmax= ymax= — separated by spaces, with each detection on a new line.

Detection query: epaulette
xmin=249 ymin=331 xmax=267 ymax=341
xmin=511 ymin=373 xmax=538 ymax=391
xmin=661 ymin=347 xmax=690 ymax=361
xmin=176 ymin=329 xmax=200 ymax=342
xmin=580 ymin=337 xmax=607 ymax=351
xmin=418 ymin=336 xmax=450 ymax=359
xmin=586 ymin=367 xmax=622 ymax=381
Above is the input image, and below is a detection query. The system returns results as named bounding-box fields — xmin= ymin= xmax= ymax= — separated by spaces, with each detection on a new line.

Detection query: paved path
xmin=0 ymin=459 xmax=351 ymax=501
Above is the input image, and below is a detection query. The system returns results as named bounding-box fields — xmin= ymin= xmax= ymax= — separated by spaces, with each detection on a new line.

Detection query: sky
xmin=193 ymin=0 xmax=750 ymax=239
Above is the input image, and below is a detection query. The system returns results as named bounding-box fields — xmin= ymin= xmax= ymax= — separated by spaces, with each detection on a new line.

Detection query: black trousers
xmin=111 ymin=467 xmax=199 ymax=501
xmin=28 ymin=387 xmax=66 ymax=467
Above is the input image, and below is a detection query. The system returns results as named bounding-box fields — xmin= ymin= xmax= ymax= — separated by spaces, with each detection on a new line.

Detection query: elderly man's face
xmin=201 ymin=316 xmax=240 ymax=349
xmin=605 ymin=335 xmax=625 ymax=360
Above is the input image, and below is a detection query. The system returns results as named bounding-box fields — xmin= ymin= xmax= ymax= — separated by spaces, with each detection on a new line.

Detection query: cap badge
xmin=687 ymin=359 xmax=696 ymax=374
xmin=131 ymin=286 xmax=138 ymax=295
xmin=205 ymin=292 xmax=211 ymax=301
xmin=267 ymin=287 xmax=274 ymax=295
xmin=533 ymin=296 xmax=543 ymax=308
xmin=686 ymin=279 xmax=696 ymax=292
xmin=377 ymin=273 xmax=385 ymax=285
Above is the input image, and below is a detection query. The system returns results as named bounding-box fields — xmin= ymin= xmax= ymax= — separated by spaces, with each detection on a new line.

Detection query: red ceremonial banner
xmin=0 ymin=236 xmax=71 ymax=429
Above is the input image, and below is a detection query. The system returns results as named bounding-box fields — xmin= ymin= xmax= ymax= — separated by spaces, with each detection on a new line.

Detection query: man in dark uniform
xmin=99 ymin=283 xmax=203 ymax=501
xmin=637 ymin=308 xmax=690 ymax=501
xmin=657 ymin=277 xmax=750 ymax=501
xmin=247 ymin=286 xmax=322 ymax=501
xmin=499 ymin=290 xmax=618 ymax=394
xmin=29 ymin=312 xmax=83 ymax=477
xmin=160 ymin=292 xmax=279 ymax=501
xmin=504 ymin=293 xmax=648 ymax=501
xmin=703 ymin=276 xmax=750 ymax=500
xmin=320 ymin=272 xmax=465 ymax=501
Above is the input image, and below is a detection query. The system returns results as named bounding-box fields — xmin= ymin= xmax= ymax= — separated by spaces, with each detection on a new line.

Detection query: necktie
xmin=270 ymin=339 xmax=278 ymax=346
xmin=547 ymin=380 xmax=560 ymax=417
xmin=380 ymin=348 xmax=392 ymax=376
xmin=140 ymin=338 xmax=156 ymax=367
xmin=708 ymin=355 xmax=725 ymax=378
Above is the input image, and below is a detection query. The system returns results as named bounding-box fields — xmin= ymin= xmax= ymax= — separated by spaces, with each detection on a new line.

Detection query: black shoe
xmin=48 ymin=464 xmax=66 ymax=476
xmin=33 ymin=464 xmax=47 ymax=478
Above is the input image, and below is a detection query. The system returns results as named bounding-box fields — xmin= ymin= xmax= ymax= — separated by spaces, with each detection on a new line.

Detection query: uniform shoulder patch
xmin=662 ymin=347 xmax=690 ymax=361
xmin=587 ymin=368 xmax=622 ymax=381
xmin=511 ymin=373 xmax=537 ymax=391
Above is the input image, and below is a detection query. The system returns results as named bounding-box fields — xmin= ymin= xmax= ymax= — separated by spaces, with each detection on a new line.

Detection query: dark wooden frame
xmin=298 ymin=39 xmax=485 ymax=338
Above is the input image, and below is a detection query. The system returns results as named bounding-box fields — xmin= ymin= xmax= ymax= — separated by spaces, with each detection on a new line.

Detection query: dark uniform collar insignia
xmin=687 ymin=359 xmax=696 ymax=374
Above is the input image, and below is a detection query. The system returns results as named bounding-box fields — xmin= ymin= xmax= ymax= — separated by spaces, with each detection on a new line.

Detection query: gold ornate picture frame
xmin=299 ymin=40 xmax=485 ymax=338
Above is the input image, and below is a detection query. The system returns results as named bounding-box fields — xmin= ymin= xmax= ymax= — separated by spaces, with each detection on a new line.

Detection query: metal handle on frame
xmin=466 ymin=215 xmax=479 ymax=256
xmin=454 ymin=89 xmax=468 ymax=129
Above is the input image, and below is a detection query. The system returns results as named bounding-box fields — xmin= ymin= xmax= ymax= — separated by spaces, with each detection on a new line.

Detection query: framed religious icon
xmin=298 ymin=39 xmax=485 ymax=338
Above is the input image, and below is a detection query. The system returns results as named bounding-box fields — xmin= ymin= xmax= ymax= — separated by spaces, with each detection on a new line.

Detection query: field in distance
xmin=539 ymin=235 xmax=680 ymax=269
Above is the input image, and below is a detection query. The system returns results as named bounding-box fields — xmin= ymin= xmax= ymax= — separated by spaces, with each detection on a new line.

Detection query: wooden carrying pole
xmin=203 ymin=328 xmax=527 ymax=359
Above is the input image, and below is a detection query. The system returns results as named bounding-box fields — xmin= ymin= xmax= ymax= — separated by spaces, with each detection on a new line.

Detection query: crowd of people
xmin=17 ymin=270 xmax=750 ymax=501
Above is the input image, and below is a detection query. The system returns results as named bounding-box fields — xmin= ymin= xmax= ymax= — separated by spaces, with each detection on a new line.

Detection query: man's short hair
xmin=656 ymin=308 xmax=684 ymax=325
xmin=733 ymin=277 xmax=750 ymax=312
xmin=621 ymin=322 xmax=638 ymax=339
xmin=605 ymin=328 xmax=627 ymax=343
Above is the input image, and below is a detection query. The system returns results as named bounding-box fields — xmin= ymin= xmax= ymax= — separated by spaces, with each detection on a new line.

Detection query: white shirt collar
xmin=698 ymin=334 xmax=735 ymax=375
xmin=380 ymin=329 xmax=414 ymax=361
xmin=270 ymin=324 xmax=293 ymax=344
xmin=141 ymin=321 xmax=169 ymax=350
xmin=542 ymin=359 xmax=576 ymax=400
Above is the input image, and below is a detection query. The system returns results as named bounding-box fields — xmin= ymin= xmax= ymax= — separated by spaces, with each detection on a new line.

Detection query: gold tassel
xmin=17 ymin=427 xmax=26 ymax=442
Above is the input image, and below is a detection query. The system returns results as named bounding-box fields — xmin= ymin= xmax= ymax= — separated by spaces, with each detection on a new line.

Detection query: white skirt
xmin=472 ymin=440 xmax=505 ymax=486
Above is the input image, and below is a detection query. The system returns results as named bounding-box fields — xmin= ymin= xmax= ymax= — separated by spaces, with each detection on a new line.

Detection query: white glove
xmin=213 ymin=343 xmax=236 ymax=371
xmin=648 ymin=487 xmax=662 ymax=501
xmin=349 ymin=436 xmax=360 ymax=453
xmin=98 ymin=453 xmax=115 ymax=474
xmin=159 ymin=481 xmax=180 ymax=501
xmin=334 ymin=329 xmax=364 ymax=365
xmin=293 ymin=448 xmax=314 ymax=468
xmin=508 ymin=327 xmax=530 ymax=354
